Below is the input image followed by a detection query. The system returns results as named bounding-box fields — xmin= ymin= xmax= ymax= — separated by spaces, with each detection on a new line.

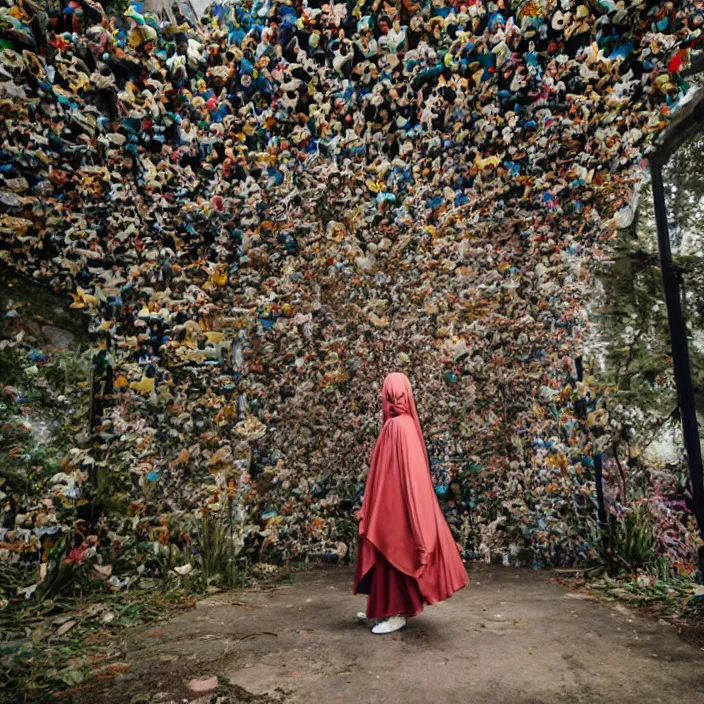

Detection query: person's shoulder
xmin=384 ymin=415 xmax=423 ymax=447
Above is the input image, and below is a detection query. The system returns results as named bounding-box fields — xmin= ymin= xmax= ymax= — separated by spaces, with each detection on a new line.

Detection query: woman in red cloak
xmin=353 ymin=372 xmax=469 ymax=634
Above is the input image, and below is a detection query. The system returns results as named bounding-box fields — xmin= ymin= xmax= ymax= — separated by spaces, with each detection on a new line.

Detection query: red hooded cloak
xmin=353 ymin=373 xmax=469 ymax=618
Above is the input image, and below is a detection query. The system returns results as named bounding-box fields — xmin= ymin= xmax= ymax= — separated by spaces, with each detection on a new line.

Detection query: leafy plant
xmin=199 ymin=513 xmax=245 ymax=589
xmin=589 ymin=504 xmax=656 ymax=575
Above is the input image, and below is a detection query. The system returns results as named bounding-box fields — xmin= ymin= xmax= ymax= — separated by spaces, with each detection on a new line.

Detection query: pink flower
xmin=67 ymin=547 xmax=88 ymax=564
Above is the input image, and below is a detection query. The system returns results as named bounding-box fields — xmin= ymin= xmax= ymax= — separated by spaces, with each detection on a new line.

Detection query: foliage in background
xmin=589 ymin=505 xmax=656 ymax=576
xmin=0 ymin=291 xmax=256 ymax=701
xmin=582 ymin=133 xmax=704 ymax=581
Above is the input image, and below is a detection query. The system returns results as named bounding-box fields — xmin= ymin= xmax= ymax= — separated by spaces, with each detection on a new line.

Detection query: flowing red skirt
xmin=354 ymin=537 xmax=425 ymax=619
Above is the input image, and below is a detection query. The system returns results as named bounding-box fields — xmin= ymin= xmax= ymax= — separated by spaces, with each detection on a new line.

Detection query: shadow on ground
xmin=74 ymin=565 xmax=704 ymax=704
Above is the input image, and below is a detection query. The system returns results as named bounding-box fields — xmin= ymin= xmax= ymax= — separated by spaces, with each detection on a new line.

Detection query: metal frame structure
xmin=649 ymin=93 xmax=704 ymax=540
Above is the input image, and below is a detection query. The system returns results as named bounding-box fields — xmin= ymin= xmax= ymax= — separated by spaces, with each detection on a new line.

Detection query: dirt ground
xmin=79 ymin=565 xmax=704 ymax=704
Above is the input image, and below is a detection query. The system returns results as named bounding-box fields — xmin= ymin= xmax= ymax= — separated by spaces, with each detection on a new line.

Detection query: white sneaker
xmin=356 ymin=611 xmax=368 ymax=623
xmin=371 ymin=615 xmax=407 ymax=635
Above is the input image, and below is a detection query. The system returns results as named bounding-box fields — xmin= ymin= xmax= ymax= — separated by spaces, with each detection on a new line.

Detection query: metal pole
xmin=651 ymin=159 xmax=704 ymax=539
xmin=575 ymin=356 xmax=607 ymax=528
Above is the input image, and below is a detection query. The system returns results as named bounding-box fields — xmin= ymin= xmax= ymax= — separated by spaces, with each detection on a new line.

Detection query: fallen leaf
xmin=52 ymin=683 xmax=96 ymax=699
xmin=90 ymin=663 xmax=131 ymax=681
xmin=54 ymin=620 xmax=77 ymax=637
